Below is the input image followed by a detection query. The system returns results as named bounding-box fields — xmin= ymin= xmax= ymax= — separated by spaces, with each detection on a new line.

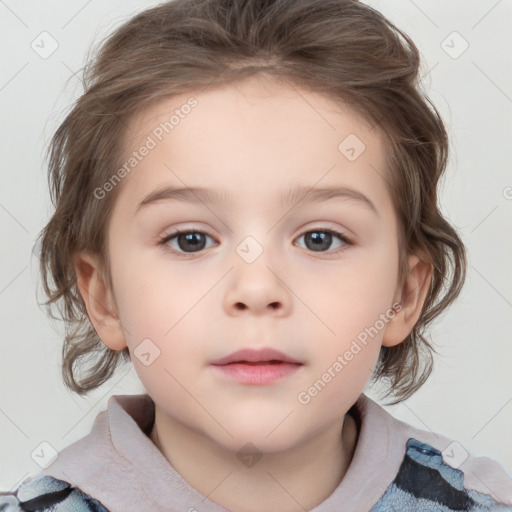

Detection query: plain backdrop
xmin=0 ymin=0 xmax=511 ymax=491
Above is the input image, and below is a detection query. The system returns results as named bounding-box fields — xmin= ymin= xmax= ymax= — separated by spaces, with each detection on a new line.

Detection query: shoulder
xmin=0 ymin=475 xmax=112 ymax=512
xmin=354 ymin=395 xmax=512 ymax=511
xmin=372 ymin=437 xmax=512 ymax=511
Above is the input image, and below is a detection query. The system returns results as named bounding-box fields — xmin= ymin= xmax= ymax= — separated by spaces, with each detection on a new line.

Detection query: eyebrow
xmin=136 ymin=185 xmax=378 ymax=216
xmin=284 ymin=185 xmax=378 ymax=216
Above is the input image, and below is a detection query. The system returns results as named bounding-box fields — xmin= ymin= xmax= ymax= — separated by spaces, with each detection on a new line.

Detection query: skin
xmin=74 ymin=75 xmax=431 ymax=512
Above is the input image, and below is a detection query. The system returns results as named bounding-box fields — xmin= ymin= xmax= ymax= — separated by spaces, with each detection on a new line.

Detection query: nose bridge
xmin=223 ymin=230 xmax=292 ymax=315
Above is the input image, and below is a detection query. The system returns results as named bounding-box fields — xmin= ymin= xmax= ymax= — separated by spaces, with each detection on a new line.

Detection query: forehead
xmin=116 ymin=75 xmax=392 ymax=214
xmin=124 ymin=75 xmax=380 ymax=151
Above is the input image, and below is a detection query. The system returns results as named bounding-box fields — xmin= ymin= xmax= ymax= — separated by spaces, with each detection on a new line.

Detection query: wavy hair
xmin=37 ymin=0 xmax=466 ymax=402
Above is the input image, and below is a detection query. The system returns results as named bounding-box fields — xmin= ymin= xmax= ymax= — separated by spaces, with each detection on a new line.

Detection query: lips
xmin=210 ymin=348 xmax=303 ymax=385
xmin=211 ymin=347 xmax=302 ymax=366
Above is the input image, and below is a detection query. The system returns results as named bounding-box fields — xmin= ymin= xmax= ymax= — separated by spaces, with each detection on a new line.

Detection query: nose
xmin=223 ymin=253 xmax=292 ymax=317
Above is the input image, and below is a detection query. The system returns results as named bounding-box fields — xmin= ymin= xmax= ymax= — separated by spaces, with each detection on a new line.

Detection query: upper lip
xmin=211 ymin=348 xmax=302 ymax=365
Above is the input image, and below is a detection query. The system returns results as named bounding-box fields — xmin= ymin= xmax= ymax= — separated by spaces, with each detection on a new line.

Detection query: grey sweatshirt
xmin=1 ymin=393 xmax=511 ymax=511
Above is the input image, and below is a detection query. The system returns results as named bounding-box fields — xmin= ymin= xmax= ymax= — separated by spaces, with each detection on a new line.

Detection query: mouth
xmin=223 ymin=360 xmax=288 ymax=365
xmin=210 ymin=348 xmax=303 ymax=385
xmin=211 ymin=347 xmax=302 ymax=366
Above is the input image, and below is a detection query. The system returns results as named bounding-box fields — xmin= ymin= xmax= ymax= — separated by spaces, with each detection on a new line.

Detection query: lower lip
xmin=211 ymin=362 xmax=302 ymax=385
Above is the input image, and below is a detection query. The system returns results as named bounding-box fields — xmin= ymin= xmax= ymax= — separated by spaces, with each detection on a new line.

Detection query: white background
xmin=0 ymin=0 xmax=511 ymax=492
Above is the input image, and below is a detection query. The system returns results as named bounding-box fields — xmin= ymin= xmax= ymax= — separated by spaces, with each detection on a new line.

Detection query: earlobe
xmin=73 ymin=251 xmax=127 ymax=350
xmin=382 ymin=254 xmax=433 ymax=347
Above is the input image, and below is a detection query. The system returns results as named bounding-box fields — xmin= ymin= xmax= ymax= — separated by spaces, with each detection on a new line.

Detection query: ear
xmin=382 ymin=254 xmax=433 ymax=347
xmin=73 ymin=251 xmax=127 ymax=350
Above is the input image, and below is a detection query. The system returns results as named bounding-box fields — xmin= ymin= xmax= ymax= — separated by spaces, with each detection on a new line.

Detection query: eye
xmin=158 ymin=227 xmax=352 ymax=257
xmin=294 ymin=228 xmax=352 ymax=253
xmin=158 ymin=230 xmax=216 ymax=254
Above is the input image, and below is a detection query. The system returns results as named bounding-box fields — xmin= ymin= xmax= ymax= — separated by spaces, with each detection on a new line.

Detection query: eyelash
xmin=157 ymin=227 xmax=353 ymax=258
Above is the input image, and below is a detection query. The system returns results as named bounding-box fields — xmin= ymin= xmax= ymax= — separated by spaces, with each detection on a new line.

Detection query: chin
xmin=214 ymin=418 xmax=310 ymax=454
xmin=218 ymin=433 xmax=301 ymax=456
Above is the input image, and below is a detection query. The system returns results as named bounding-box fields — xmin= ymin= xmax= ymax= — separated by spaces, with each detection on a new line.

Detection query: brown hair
xmin=37 ymin=0 xmax=466 ymax=403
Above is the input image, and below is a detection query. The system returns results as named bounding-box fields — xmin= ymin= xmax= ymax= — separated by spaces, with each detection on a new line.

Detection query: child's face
xmin=99 ymin=76 xmax=410 ymax=452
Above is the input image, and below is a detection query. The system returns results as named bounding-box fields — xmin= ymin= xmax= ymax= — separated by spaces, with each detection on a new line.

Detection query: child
xmin=1 ymin=0 xmax=511 ymax=510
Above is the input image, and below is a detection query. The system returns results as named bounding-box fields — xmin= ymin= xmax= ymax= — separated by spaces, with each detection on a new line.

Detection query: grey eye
xmin=165 ymin=231 xmax=215 ymax=253
xmin=295 ymin=230 xmax=348 ymax=252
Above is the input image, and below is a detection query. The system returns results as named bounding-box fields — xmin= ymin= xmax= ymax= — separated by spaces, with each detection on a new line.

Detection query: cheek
xmin=299 ymin=245 xmax=399 ymax=336
xmin=294 ymin=242 xmax=399 ymax=399
xmin=297 ymin=347 xmax=377 ymax=428
xmin=295 ymin=261 xmax=394 ymax=414
xmin=111 ymin=247 xmax=203 ymax=335
xmin=110 ymin=253 xmax=212 ymax=374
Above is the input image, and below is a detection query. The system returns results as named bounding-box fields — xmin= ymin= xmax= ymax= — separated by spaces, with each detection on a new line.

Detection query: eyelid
xmin=295 ymin=221 xmax=354 ymax=243
xmin=157 ymin=224 xmax=351 ymax=243
xmin=159 ymin=227 xmax=217 ymax=246
xmin=293 ymin=226 xmax=353 ymax=253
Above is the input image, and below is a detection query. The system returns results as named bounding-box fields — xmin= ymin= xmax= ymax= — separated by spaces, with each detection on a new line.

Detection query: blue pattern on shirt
xmin=0 ymin=438 xmax=509 ymax=511
xmin=370 ymin=438 xmax=510 ymax=511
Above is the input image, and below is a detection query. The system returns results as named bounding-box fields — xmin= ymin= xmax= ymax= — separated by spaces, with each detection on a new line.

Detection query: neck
xmin=150 ymin=408 xmax=358 ymax=512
